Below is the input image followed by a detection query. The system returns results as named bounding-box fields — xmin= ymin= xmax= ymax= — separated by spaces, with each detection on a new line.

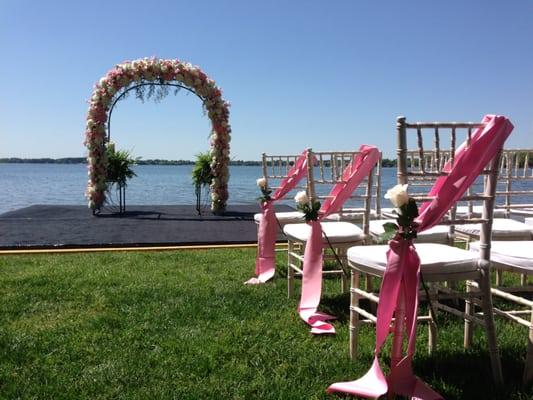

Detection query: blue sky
xmin=1 ymin=0 xmax=532 ymax=160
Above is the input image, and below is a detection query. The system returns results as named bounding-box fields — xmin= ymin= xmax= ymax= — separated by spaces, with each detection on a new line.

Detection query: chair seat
xmin=510 ymin=208 xmax=533 ymax=217
xmin=254 ymin=211 xmax=304 ymax=225
xmin=347 ymin=243 xmax=479 ymax=280
xmin=455 ymin=205 xmax=508 ymax=218
xmin=369 ymin=219 xmax=449 ymax=244
xmin=283 ymin=222 xmax=365 ymax=244
xmin=455 ymin=218 xmax=533 ymax=240
xmin=470 ymin=240 xmax=533 ymax=274
xmin=324 ymin=209 xmax=378 ymax=222
xmin=379 ymin=207 xmax=398 ymax=218
xmin=255 ymin=210 xmax=378 ymax=226
xmin=380 ymin=206 xmax=508 ymax=219
xmin=381 ymin=206 xmax=508 ymax=220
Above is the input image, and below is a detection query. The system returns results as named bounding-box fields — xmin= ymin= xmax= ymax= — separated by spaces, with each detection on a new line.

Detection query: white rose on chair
xmin=294 ymin=190 xmax=320 ymax=222
xmin=381 ymin=184 xmax=419 ymax=241
xmin=256 ymin=177 xmax=267 ymax=189
xmin=256 ymin=177 xmax=272 ymax=203
xmin=294 ymin=190 xmax=309 ymax=205
xmin=384 ymin=184 xmax=409 ymax=208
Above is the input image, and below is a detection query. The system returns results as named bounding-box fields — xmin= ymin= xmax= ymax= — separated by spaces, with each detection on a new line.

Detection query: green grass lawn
xmin=0 ymin=248 xmax=532 ymax=399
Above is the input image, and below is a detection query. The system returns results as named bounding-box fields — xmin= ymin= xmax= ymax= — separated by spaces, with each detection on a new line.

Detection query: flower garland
xmin=84 ymin=57 xmax=231 ymax=213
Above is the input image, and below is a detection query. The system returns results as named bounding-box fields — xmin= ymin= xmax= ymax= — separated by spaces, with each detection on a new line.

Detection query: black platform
xmin=0 ymin=204 xmax=294 ymax=250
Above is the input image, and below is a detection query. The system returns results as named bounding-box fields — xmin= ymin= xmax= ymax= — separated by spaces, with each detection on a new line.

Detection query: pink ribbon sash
xmin=328 ymin=115 xmax=514 ymax=398
xmin=245 ymin=149 xmax=311 ymax=285
xmin=298 ymin=145 xmax=381 ymax=334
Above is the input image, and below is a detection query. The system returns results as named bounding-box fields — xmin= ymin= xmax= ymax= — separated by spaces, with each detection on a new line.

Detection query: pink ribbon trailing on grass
xmin=299 ymin=145 xmax=381 ymax=334
xmin=327 ymin=115 xmax=514 ymax=399
xmin=245 ymin=149 xmax=311 ymax=285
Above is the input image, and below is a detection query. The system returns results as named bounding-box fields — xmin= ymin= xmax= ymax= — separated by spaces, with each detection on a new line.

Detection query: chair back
xmin=396 ymin=117 xmax=502 ymax=249
xmin=305 ymin=149 xmax=381 ymax=239
xmin=260 ymin=151 xmax=310 ymax=203
xmin=497 ymin=149 xmax=533 ymax=216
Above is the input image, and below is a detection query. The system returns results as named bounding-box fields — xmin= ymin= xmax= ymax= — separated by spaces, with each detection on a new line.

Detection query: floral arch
xmin=84 ymin=57 xmax=231 ymax=214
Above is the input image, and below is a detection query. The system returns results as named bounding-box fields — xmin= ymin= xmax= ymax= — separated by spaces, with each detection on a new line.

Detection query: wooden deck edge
xmin=0 ymin=242 xmax=289 ymax=256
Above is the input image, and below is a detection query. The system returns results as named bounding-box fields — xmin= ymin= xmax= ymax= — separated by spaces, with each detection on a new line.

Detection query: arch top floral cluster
xmin=84 ymin=57 xmax=231 ymax=213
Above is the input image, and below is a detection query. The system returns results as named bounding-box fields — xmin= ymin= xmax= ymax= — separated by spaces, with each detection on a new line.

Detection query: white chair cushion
xmin=455 ymin=218 xmax=533 ymax=240
xmin=470 ymin=241 xmax=533 ymax=274
xmin=254 ymin=211 xmax=304 ymax=225
xmin=455 ymin=205 xmax=508 ymax=218
xmin=324 ymin=209 xmax=378 ymax=222
xmin=379 ymin=208 xmax=397 ymax=218
xmin=525 ymin=218 xmax=533 ymax=227
xmin=347 ymin=243 xmax=479 ymax=279
xmin=381 ymin=206 xmax=508 ymax=220
xmin=509 ymin=208 xmax=533 ymax=217
xmin=283 ymin=222 xmax=365 ymax=244
xmin=369 ymin=219 xmax=449 ymax=244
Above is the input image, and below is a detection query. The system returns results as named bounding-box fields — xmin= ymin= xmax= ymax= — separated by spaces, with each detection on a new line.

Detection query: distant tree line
xmin=0 ymin=157 xmax=399 ymax=167
xmin=514 ymin=152 xmax=533 ymax=168
xmin=0 ymin=157 xmax=263 ymax=166
xmin=0 ymin=157 xmax=87 ymax=164
xmin=381 ymin=158 xmax=396 ymax=167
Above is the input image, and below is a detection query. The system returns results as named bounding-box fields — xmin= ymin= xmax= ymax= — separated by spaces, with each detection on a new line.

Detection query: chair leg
xmin=495 ymin=269 xmax=503 ymax=286
xmin=428 ymin=283 xmax=438 ymax=354
xmin=478 ymin=262 xmax=504 ymax=386
xmin=365 ymin=274 xmax=376 ymax=314
xmin=464 ymin=281 xmax=474 ymax=349
xmin=287 ymin=240 xmax=295 ymax=298
xmin=349 ymin=270 xmax=360 ymax=359
xmin=365 ymin=273 xmax=373 ymax=292
xmin=523 ymin=306 xmax=533 ymax=386
xmin=339 ymin=247 xmax=348 ymax=293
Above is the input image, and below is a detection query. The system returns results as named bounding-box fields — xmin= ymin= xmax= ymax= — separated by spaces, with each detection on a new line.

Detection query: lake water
xmin=0 ymin=163 xmax=398 ymax=214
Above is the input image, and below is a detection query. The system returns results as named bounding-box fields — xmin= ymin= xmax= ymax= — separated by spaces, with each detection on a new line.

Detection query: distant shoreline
xmin=0 ymin=157 xmax=397 ymax=167
xmin=0 ymin=157 xmax=263 ymax=166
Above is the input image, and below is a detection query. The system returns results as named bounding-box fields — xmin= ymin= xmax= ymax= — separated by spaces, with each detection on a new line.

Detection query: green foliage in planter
xmin=105 ymin=142 xmax=138 ymax=188
xmin=192 ymin=152 xmax=213 ymax=190
xmin=192 ymin=152 xmax=214 ymax=214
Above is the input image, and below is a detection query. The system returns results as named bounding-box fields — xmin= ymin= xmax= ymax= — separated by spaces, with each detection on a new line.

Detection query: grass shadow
xmin=320 ymin=292 xmax=350 ymax=323
xmin=412 ymin=345 xmax=533 ymax=399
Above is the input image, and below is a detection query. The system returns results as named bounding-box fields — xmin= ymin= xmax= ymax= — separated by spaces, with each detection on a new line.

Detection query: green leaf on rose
xmin=382 ymin=222 xmax=399 ymax=233
xmin=406 ymin=198 xmax=419 ymax=217
xmin=375 ymin=222 xmax=398 ymax=243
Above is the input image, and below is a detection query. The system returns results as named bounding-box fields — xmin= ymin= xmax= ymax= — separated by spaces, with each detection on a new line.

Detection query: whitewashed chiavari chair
xmin=499 ymin=149 xmax=533 ymax=217
xmin=468 ymin=148 xmax=533 ymax=385
xmin=283 ymin=149 xmax=378 ymax=297
xmin=253 ymin=152 xmax=382 ymax=228
xmin=346 ymin=117 xmax=506 ymax=385
xmin=454 ymin=149 xmax=533 ymax=244
xmin=253 ymin=152 xmax=308 ymax=228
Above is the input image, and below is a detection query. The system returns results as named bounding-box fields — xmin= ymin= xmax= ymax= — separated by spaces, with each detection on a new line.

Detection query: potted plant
xmin=105 ymin=142 xmax=138 ymax=214
xmin=192 ymin=152 xmax=213 ymax=215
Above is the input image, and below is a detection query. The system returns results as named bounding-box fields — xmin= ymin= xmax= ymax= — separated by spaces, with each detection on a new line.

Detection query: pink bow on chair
xmin=327 ymin=115 xmax=514 ymax=399
xmin=245 ymin=149 xmax=311 ymax=285
xmin=299 ymin=145 xmax=381 ymax=334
